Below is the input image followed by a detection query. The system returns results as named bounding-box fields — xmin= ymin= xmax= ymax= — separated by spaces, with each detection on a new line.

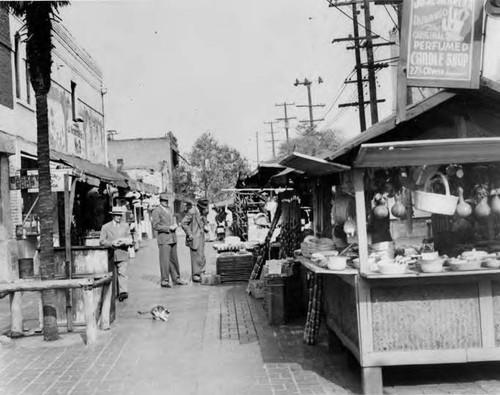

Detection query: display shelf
xmin=297 ymin=256 xmax=358 ymax=275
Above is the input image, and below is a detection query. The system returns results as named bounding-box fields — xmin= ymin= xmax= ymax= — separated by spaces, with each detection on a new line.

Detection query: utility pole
xmin=363 ymin=0 xmax=379 ymax=124
xmin=264 ymin=121 xmax=278 ymax=159
xmin=255 ymin=131 xmax=260 ymax=164
xmin=329 ymin=0 xmax=394 ymax=130
xmin=293 ymin=78 xmax=325 ymax=131
xmin=275 ymin=102 xmax=296 ymax=142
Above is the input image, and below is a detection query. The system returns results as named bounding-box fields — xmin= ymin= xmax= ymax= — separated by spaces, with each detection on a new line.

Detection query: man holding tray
xmin=100 ymin=206 xmax=133 ymax=301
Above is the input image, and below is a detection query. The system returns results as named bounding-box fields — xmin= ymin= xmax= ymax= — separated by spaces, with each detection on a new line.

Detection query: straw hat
xmin=110 ymin=206 xmax=127 ymax=215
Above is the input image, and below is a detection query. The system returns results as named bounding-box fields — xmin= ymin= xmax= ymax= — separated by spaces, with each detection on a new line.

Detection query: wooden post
xmin=64 ymin=174 xmax=73 ymax=332
xmin=83 ymin=288 xmax=97 ymax=345
xmin=361 ymin=366 xmax=383 ymax=395
xmin=10 ymin=292 xmax=23 ymax=337
xmin=396 ymin=0 xmax=411 ymax=124
xmin=353 ymin=170 xmax=369 ymax=275
xmin=100 ymin=282 xmax=112 ymax=330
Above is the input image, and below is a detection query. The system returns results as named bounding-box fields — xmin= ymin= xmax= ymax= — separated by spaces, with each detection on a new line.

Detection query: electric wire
xmin=331 ymin=2 xmax=398 ymax=46
xmin=383 ymin=4 xmax=399 ymax=31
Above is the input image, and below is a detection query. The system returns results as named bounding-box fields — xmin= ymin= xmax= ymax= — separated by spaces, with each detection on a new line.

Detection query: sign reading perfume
xmin=405 ymin=0 xmax=483 ymax=89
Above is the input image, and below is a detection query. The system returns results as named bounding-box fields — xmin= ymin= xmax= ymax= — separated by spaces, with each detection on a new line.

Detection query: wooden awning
xmin=355 ymin=137 xmax=500 ymax=168
xmin=280 ymin=152 xmax=350 ymax=176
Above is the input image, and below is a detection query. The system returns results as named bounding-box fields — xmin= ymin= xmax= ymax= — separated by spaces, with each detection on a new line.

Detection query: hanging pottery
xmin=456 ymin=187 xmax=472 ymax=218
xmin=343 ymin=216 xmax=356 ymax=237
xmin=491 ymin=190 xmax=500 ymax=215
xmin=372 ymin=193 xmax=389 ymax=219
xmin=391 ymin=192 xmax=406 ymax=219
xmin=475 ymin=196 xmax=491 ymax=218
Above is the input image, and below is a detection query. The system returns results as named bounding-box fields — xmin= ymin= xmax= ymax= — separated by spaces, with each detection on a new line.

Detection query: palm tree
xmin=3 ymin=1 xmax=69 ymax=341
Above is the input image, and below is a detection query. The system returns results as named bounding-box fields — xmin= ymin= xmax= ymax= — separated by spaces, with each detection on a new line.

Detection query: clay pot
xmin=456 ymin=187 xmax=472 ymax=218
xmin=475 ymin=196 xmax=491 ymax=218
xmin=373 ymin=203 xmax=389 ymax=219
xmin=491 ymin=193 xmax=500 ymax=215
xmin=391 ymin=192 xmax=406 ymax=219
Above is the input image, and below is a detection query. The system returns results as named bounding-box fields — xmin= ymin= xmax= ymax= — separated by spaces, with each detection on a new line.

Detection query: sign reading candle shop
xmin=404 ymin=0 xmax=484 ymax=89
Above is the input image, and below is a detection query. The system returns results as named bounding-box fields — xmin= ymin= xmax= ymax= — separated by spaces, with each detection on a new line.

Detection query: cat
xmin=137 ymin=305 xmax=170 ymax=321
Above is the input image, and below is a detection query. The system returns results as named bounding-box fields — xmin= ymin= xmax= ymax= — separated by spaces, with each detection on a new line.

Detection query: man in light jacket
xmin=181 ymin=198 xmax=209 ymax=282
xmin=100 ymin=206 xmax=133 ymax=301
xmin=152 ymin=192 xmax=187 ymax=288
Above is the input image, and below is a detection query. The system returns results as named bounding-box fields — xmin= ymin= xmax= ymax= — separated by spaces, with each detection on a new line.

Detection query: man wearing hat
xmin=152 ymin=192 xmax=187 ymax=288
xmin=181 ymin=198 xmax=210 ymax=282
xmin=100 ymin=206 xmax=133 ymax=301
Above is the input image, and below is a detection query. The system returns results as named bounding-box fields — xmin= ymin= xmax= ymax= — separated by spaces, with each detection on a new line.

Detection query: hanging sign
xmin=403 ymin=0 xmax=484 ymax=89
xmin=9 ymin=169 xmax=72 ymax=192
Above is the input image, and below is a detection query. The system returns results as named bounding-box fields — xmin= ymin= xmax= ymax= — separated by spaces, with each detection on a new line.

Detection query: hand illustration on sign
xmin=442 ymin=7 xmax=470 ymax=42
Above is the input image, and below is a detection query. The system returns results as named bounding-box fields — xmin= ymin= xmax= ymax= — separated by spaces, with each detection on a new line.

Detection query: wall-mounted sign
xmin=10 ymin=169 xmax=72 ymax=192
xmin=402 ymin=0 xmax=484 ymax=89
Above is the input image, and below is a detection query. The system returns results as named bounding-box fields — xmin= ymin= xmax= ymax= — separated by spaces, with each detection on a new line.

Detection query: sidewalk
xmin=0 ymin=238 xmax=500 ymax=394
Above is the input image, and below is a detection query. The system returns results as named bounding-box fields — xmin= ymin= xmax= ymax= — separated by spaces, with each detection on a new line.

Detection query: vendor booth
xmin=287 ymin=82 xmax=500 ymax=394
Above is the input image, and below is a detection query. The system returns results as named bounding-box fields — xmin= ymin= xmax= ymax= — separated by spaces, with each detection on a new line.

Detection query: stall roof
xmin=355 ymin=137 xmax=500 ymax=168
xmin=326 ymin=91 xmax=457 ymax=162
xmin=51 ymin=150 xmax=129 ymax=187
xmin=280 ymin=152 xmax=350 ymax=176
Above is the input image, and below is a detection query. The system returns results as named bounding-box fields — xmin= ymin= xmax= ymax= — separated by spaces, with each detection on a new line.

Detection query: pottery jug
xmin=456 ymin=187 xmax=472 ymax=218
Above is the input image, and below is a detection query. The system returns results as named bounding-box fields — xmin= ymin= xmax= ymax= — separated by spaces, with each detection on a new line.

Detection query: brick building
xmin=107 ymin=133 xmax=179 ymax=203
xmin=0 ymin=9 xmax=107 ymax=280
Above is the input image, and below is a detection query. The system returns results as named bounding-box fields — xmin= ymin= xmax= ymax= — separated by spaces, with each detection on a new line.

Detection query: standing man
xmin=152 ymin=192 xmax=187 ymax=288
xmin=181 ymin=198 xmax=209 ymax=283
xmin=100 ymin=206 xmax=133 ymax=302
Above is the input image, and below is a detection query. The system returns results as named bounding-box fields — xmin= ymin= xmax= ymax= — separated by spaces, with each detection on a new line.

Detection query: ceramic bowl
xmin=327 ymin=256 xmax=349 ymax=271
xmin=449 ymin=259 xmax=481 ymax=271
xmin=421 ymin=251 xmax=439 ymax=261
xmin=419 ymin=258 xmax=445 ymax=273
xmin=461 ymin=250 xmax=488 ymax=260
xmin=483 ymin=257 xmax=500 ymax=269
xmin=378 ymin=260 xmax=407 ymax=275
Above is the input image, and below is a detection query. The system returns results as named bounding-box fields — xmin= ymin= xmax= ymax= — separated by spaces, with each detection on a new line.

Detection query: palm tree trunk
xmin=36 ymin=92 xmax=59 ymax=341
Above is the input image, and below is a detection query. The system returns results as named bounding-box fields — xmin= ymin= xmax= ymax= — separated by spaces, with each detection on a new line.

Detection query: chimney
xmin=117 ymin=158 xmax=124 ymax=172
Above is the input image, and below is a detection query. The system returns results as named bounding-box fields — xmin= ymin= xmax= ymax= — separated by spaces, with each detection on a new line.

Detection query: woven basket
xmin=413 ymin=172 xmax=457 ymax=216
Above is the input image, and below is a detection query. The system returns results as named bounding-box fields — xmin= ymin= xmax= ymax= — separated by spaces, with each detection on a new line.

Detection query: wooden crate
xmin=216 ymin=253 xmax=254 ymax=282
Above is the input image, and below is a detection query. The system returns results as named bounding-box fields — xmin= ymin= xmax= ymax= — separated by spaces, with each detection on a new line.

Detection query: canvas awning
xmin=355 ymin=137 xmax=500 ymax=168
xmin=51 ymin=150 xmax=129 ymax=187
xmin=280 ymin=152 xmax=350 ymax=176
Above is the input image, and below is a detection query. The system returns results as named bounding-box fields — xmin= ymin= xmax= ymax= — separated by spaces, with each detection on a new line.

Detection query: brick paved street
xmin=2 ymin=236 xmax=500 ymax=394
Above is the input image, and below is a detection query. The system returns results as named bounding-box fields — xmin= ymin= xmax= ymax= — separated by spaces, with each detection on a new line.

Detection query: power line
xmin=383 ymin=4 xmax=398 ymax=31
xmin=331 ymin=3 xmax=399 ymax=46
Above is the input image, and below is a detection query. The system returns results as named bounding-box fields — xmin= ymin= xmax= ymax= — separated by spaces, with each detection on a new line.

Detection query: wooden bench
xmin=0 ymin=272 xmax=113 ymax=345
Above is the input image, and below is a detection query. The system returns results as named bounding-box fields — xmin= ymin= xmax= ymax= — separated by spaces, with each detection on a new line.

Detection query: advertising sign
xmin=403 ymin=0 xmax=484 ymax=89
xmin=9 ymin=169 xmax=72 ymax=192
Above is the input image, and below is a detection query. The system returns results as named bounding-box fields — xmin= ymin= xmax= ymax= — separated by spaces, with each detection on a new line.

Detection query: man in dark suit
xmin=181 ymin=198 xmax=209 ymax=282
xmin=100 ymin=206 xmax=133 ymax=301
xmin=152 ymin=192 xmax=187 ymax=288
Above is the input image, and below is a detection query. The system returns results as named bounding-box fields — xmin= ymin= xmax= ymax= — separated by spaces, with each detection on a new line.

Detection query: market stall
xmin=292 ymin=85 xmax=500 ymax=394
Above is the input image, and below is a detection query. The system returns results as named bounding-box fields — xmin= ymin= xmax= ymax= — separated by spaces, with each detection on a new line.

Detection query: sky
xmin=59 ymin=0 xmax=397 ymax=165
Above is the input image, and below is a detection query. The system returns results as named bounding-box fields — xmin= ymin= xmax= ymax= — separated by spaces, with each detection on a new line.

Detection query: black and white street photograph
xmin=2 ymin=1 xmax=500 ymax=394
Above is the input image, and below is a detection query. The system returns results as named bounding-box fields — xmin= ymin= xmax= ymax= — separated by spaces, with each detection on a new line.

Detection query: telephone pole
xmin=363 ymin=0 xmax=379 ymax=124
xmin=275 ymin=102 xmax=296 ymax=142
xmin=264 ymin=121 xmax=278 ymax=159
xmin=329 ymin=0 xmax=394 ymax=130
xmin=293 ymin=78 xmax=325 ymax=130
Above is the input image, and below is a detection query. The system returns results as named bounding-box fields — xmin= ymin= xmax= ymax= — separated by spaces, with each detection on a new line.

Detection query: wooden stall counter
xmin=51 ymin=246 xmax=116 ymax=327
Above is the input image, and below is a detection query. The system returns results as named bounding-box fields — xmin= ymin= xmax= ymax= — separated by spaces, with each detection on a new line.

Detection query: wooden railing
xmin=0 ymin=272 xmax=113 ymax=345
